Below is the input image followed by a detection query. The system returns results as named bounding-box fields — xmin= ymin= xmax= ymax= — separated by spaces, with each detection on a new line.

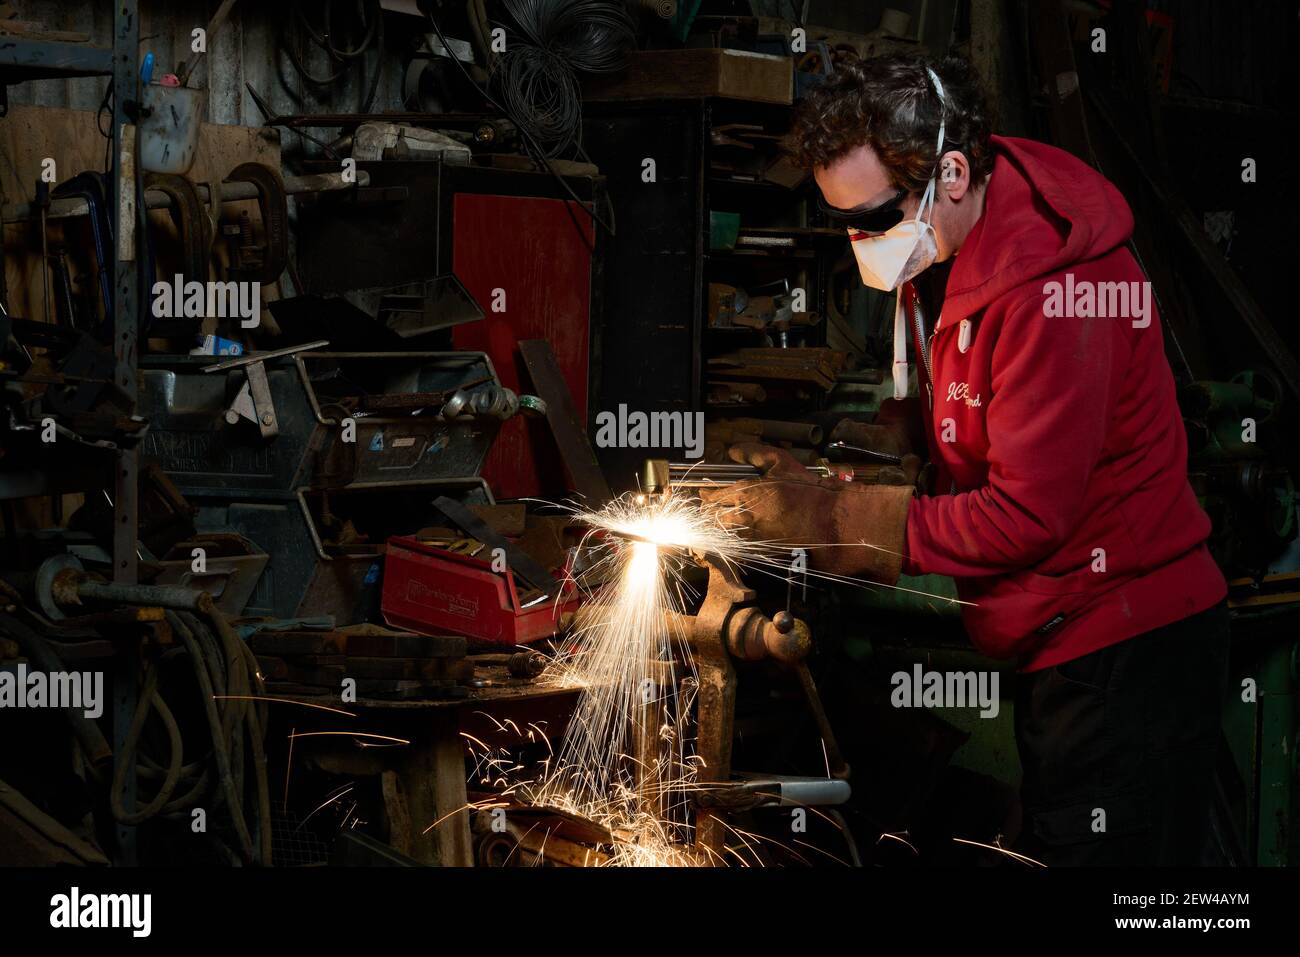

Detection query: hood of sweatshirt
xmin=940 ymin=135 xmax=1135 ymax=324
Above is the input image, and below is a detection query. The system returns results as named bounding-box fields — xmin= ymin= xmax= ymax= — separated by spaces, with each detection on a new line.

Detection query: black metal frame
xmin=0 ymin=0 xmax=142 ymax=867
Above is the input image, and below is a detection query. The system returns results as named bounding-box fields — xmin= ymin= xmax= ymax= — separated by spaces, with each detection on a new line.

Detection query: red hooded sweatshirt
xmin=900 ymin=135 xmax=1226 ymax=671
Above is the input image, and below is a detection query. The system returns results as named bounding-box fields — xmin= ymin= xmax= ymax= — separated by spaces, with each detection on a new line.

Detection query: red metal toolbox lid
xmin=381 ymin=535 xmax=579 ymax=646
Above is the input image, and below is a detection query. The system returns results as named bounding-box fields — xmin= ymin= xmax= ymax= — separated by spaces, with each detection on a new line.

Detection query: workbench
xmin=277 ymin=679 xmax=579 ymax=866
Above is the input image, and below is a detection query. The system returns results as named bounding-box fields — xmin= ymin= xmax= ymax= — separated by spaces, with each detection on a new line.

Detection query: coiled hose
xmin=1 ymin=577 xmax=272 ymax=865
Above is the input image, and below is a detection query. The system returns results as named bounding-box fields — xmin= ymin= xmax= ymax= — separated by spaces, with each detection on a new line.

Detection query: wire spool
xmin=633 ymin=0 xmax=677 ymax=18
xmin=34 ymin=554 xmax=83 ymax=621
xmin=494 ymin=0 xmax=637 ymax=158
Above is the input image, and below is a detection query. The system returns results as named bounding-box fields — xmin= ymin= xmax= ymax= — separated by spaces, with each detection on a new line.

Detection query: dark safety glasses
xmin=818 ymin=187 xmax=910 ymax=233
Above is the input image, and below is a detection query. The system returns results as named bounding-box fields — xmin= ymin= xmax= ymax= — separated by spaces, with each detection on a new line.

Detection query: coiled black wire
xmin=493 ymin=0 xmax=636 ymax=158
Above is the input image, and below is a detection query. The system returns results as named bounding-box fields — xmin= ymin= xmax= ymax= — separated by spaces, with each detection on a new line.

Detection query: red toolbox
xmin=381 ymin=536 xmax=580 ymax=646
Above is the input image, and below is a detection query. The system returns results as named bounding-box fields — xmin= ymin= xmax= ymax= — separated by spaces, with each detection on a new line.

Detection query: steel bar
xmin=0 ymin=38 xmax=113 ymax=78
xmin=519 ymin=339 xmax=612 ymax=507
xmin=76 ymin=580 xmax=207 ymax=611
xmin=644 ymin=461 xmax=833 ymax=492
xmin=2 ymin=170 xmax=368 ymax=224
xmin=110 ymin=0 xmax=141 ymax=867
xmin=200 ymin=339 xmax=329 ymax=372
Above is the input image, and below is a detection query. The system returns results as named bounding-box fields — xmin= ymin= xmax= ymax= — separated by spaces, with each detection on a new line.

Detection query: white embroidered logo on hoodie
xmin=946 ymin=381 xmax=982 ymax=408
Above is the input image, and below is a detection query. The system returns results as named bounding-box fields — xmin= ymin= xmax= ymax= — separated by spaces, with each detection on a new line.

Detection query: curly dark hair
xmin=786 ymin=54 xmax=995 ymax=191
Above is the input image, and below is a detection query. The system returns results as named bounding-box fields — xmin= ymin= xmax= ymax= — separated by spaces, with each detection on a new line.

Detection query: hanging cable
xmin=0 ymin=584 xmax=272 ymax=865
xmin=282 ymin=0 xmax=385 ymax=109
xmin=424 ymin=3 xmax=628 ymax=236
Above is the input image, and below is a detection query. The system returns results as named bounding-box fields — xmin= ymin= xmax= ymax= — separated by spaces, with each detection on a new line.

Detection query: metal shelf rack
xmin=0 ymin=2 xmax=141 ymax=863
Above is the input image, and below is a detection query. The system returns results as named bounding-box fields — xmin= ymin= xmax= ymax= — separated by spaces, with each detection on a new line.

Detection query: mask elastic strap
xmin=923 ymin=67 xmax=947 ymax=224
xmin=890 ymin=67 xmax=948 ymax=400
xmin=892 ymin=289 xmax=909 ymax=400
xmin=917 ymin=176 xmax=938 ymax=223
xmin=926 ymin=66 xmax=947 ymax=156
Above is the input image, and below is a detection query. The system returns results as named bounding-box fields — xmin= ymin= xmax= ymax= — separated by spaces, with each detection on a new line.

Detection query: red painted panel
xmin=452 ymin=193 xmax=594 ymax=500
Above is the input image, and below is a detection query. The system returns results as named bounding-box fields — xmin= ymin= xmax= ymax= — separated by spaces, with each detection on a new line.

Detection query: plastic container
xmin=709 ymin=211 xmax=741 ymax=250
xmin=140 ymin=84 xmax=206 ymax=174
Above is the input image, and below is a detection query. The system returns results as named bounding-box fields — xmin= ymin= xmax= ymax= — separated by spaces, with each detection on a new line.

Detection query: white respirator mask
xmin=849 ymin=67 xmax=948 ymax=293
xmin=849 ymin=176 xmax=940 ymax=293
xmin=844 ymin=67 xmax=949 ymax=399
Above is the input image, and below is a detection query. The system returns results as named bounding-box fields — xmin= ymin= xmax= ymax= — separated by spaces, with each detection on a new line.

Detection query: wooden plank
xmin=341 ymin=631 xmax=468 ymax=659
xmin=380 ymin=769 xmax=414 ymax=857
xmin=248 ymin=631 xmax=346 ymax=657
xmin=398 ymin=710 xmax=473 ymax=866
xmin=583 ymin=49 xmax=793 ymax=105
xmin=253 ymin=629 xmax=469 ymax=661
xmin=969 ymin=0 xmax=1004 ymax=102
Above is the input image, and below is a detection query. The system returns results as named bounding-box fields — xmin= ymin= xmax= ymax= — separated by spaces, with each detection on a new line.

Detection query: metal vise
xmin=665 ymin=555 xmax=849 ymax=857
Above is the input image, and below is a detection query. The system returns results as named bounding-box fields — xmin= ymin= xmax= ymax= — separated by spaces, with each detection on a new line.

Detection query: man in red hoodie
xmin=702 ymin=55 xmax=1229 ymax=866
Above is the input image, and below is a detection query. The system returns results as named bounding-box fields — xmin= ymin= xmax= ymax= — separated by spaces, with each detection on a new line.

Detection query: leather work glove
xmin=828 ymin=399 xmax=929 ymax=490
xmin=829 ymin=419 xmax=913 ymax=461
xmin=829 ymin=398 xmax=924 ymax=457
xmin=874 ymin=453 xmax=925 ymax=488
xmin=698 ymin=443 xmax=913 ymax=583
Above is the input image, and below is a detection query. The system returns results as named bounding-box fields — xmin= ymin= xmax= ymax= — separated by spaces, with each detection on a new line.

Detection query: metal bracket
xmin=202 ymin=339 xmax=328 ymax=439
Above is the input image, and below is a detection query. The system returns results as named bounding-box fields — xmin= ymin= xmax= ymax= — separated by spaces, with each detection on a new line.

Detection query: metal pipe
xmin=643 ymin=460 xmax=834 ymax=492
xmin=696 ymin=776 xmax=852 ymax=808
xmin=177 ymin=0 xmax=239 ymax=87
xmin=794 ymin=662 xmax=850 ymax=780
xmin=826 ymin=441 xmax=903 ymax=465
xmin=73 ymin=580 xmax=209 ymax=611
xmin=2 ymin=170 xmax=368 ymax=224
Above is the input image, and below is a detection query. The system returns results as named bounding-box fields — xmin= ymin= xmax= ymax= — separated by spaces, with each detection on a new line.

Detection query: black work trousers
xmin=1013 ymin=602 xmax=1230 ymax=866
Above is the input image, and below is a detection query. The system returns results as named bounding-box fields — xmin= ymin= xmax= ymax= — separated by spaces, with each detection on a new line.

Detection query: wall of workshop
xmin=1150 ymin=0 xmax=1294 ymax=107
xmin=6 ymin=0 xmax=976 ymax=144
xmin=6 ymin=0 xmax=408 ymax=148
xmin=1 ymin=0 xmax=419 ymax=314
xmin=1143 ymin=0 xmax=1299 ymax=361
xmin=2 ymin=0 xmax=415 ymax=306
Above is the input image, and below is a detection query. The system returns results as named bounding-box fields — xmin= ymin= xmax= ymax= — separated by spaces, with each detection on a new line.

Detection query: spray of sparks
xmin=252 ymin=485 xmax=974 ymax=867
xmin=456 ymin=488 xmax=971 ymax=866
xmin=525 ymin=492 xmax=757 ymax=864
